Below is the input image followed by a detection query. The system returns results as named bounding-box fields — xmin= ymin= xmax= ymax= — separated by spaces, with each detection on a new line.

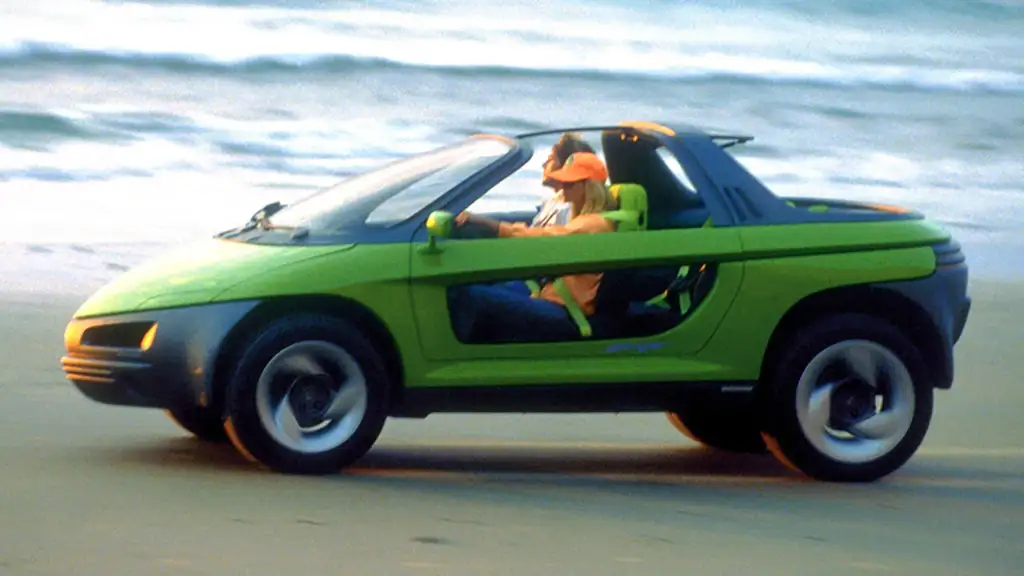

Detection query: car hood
xmin=74 ymin=238 xmax=355 ymax=318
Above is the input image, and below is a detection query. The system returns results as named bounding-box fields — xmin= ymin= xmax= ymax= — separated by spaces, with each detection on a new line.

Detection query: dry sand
xmin=0 ymin=277 xmax=1021 ymax=575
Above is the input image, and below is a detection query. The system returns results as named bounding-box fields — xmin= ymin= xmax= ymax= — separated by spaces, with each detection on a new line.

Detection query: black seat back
xmin=593 ymin=265 xmax=679 ymax=317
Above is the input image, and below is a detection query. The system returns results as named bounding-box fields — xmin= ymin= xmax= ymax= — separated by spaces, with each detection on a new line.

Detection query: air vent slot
xmin=722 ymin=186 xmax=762 ymax=222
xmin=81 ymin=322 xmax=155 ymax=348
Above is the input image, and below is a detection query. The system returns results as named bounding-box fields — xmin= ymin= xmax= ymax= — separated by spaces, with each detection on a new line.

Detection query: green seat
xmin=551 ymin=183 xmax=650 ymax=338
xmin=601 ymin=183 xmax=649 ymax=232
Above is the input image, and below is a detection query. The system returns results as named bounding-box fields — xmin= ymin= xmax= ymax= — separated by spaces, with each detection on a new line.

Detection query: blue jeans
xmin=449 ymin=281 xmax=580 ymax=343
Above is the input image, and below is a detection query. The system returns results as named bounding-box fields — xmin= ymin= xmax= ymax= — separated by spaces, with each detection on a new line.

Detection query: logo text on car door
xmin=604 ymin=342 xmax=666 ymax=354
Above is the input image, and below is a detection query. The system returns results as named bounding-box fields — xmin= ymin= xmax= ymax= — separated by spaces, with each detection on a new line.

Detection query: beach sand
xmin=0 ymin=251 xmax=1021 ymax=575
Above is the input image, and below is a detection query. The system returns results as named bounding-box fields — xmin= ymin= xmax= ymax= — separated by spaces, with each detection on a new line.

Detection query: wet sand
xmin=0 ymin=279 xmax=1021 ymax=575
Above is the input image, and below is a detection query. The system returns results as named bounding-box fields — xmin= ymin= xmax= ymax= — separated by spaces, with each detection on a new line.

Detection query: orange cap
xmin=543 ymin=152 xmax=608 ymax=184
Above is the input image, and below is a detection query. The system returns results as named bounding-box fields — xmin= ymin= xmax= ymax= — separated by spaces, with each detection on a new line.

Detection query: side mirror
xmin=422 ymin=210 xmax=454 ymax=253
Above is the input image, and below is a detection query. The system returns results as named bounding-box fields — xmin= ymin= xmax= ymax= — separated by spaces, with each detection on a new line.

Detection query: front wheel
xmin=761 ymin=313 xmax=933 ymax=483
xmin=223 ymin=314 xmax=391 ymax=475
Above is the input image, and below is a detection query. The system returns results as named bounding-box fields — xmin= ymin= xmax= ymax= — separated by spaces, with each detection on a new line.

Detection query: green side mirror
xmin=422 ymin=210 xmax=454 ymax=253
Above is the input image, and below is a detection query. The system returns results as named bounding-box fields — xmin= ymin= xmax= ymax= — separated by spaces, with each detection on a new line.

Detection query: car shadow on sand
xmin=359 ymin=442 xmax=794 ymax=479
xmin=87 ymin=436 xmax=1020 ymax=505
xmin=97 ymin=435 xmax=799 ymax=484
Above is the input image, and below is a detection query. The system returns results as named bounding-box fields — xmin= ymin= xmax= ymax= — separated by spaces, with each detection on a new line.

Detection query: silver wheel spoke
xmin=274 ymin=397 xmax=305 ymax=445
xmin=848 ymin=409 xmax=905 ymax=440
xmin=277 ymin=353 xmax=324 ymax=376
xmin=841 ymin=346 xmax=878 ymax=387
xmin=323 ymin=376 xmax=365 ymax=419
xmin=806 ymin=383 xmax=835 ymax=430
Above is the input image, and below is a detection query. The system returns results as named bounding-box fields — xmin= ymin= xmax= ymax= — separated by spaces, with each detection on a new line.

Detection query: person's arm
xmin=456 ymin=212 xmax=502 ymax=233
xmin=498 ymin=214 xmax=608 ymax=238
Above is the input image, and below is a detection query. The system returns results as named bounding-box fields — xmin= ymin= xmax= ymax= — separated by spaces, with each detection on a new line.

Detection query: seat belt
xmin=645 ymin=216 xmax=713 ymax=314
xmin=551 ymin=277 xmax=593 ymax=338
xmin=526 ymin=204 xmax=653 ymax=339
xmin=645 ymin=265 xmax=694 ymax=315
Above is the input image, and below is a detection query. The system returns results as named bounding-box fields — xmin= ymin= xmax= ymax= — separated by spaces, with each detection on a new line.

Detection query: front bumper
xmin=61 ymin=300 xmax=260 ymax=409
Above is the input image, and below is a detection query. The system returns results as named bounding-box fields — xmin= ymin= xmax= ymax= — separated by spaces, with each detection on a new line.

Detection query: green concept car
xmin=61 ymin=121 xmax=972 ymax=482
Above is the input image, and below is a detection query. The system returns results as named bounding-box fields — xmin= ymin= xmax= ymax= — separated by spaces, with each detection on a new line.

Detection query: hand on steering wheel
xmin=457 ymin=212 xmax=488 ymax=227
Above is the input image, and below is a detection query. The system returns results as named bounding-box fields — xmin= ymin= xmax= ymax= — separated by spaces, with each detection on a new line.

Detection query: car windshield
xmin=267 ymin=138 xmax=514 ymax=232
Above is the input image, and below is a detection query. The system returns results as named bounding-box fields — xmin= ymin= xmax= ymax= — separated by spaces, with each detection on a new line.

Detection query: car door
xmin=408 ymin=222 xmax=746 ymax=370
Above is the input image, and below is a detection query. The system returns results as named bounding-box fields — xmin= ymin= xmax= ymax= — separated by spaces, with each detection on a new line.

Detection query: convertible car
xmin=60 ymin=121 xmax=971 ymax=482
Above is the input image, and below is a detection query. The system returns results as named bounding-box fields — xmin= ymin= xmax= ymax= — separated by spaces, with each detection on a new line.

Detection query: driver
xmin=532 ymin=133 xmax=597 ymax=228
xmin=449 ymin=152 xmax=617 ymax=343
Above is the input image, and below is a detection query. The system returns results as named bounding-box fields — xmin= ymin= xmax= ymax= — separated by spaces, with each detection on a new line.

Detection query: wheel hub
xmin=288 ymin=374 xmax=336 ymax=428
xmin=828 ymin=378 xmax=877 ymax=430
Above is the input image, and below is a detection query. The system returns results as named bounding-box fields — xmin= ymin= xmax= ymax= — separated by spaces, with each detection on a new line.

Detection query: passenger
xmin=531 ymin=133 xmax=596 ymax=228
xmin=449 ymin=152 xmax=617 ymax=343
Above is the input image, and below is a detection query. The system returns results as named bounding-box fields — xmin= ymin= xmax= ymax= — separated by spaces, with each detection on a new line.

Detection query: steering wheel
xmin=451 ymin=221 xmax=499 ymax=240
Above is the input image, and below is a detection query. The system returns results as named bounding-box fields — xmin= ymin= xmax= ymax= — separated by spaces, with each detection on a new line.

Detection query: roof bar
xmin=514 ymin=125 xmax=648 ymax=139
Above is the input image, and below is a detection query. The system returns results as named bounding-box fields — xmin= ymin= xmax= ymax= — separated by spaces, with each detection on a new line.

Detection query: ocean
xmin=1 ymin=0 xmax=1022 ymax=285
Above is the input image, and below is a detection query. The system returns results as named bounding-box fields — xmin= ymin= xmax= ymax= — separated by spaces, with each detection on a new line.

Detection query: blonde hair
xmin=573 ymin=179 xmax=617 ymax=217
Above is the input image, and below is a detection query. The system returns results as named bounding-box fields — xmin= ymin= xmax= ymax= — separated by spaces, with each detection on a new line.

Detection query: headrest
xmin=605 ymin=183 xmax=649 ymax=231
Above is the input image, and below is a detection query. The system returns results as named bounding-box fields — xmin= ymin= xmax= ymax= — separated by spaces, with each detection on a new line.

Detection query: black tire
xmin=666 ymin=398 xmax=767 ymax=454
xmin=165 ymin=404 xmax=228 ymax=442
xmin=223 ymin=314 xmax=391 ymax=475
xmin=760 ymin=313 xmax=934 ymax=483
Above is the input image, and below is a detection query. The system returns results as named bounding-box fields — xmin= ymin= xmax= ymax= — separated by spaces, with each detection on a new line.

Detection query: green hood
xmin=74 ymin=238 xmax=354 ymax=318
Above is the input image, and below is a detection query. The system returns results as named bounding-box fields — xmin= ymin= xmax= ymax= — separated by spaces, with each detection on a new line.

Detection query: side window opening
xmin=656 ymin=147 xmax=699 ymax=197
xmin=466 ymin=137 xmax=611 ymax=218
xmin=616 ymin=145 xmax=705 ymax=230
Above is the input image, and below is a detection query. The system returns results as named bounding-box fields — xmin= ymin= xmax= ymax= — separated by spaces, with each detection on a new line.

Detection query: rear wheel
xmin=666 ymin=398 xmax=767 ymax=454
xmin=165 ymin=404 xmax=228 ymax=442
xmin=761 ymin=313 xmax=933 ymax=482
xmin=223 ymin=314 xmax=391 ymax=475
